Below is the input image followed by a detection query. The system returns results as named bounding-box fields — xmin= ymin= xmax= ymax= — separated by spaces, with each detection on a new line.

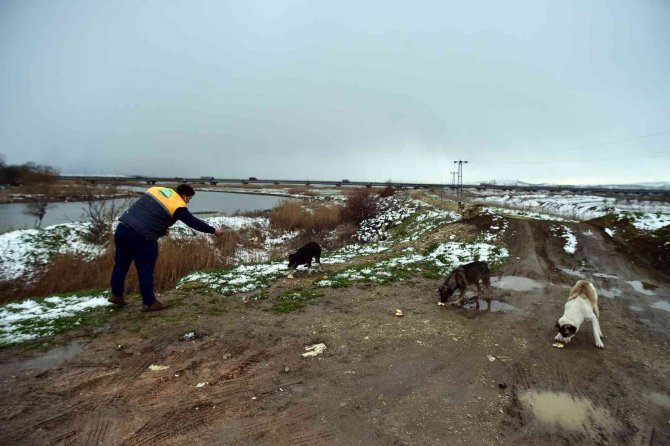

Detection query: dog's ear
xmin=567 ymin=325 xmax=577 ymax=335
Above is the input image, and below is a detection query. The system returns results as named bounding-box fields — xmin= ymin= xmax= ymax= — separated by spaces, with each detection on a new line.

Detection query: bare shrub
xmin=82 ymin=184 xmax=129 ymax=245
xmin=24 ymin=198 xmax=49 ymax=229
xmin=378 ymin=181 xmax=396 ymax=198
xmin=0 ymin=279 xmax=28 ymax=304
xmin=22 ymin=181 xmax=56 ymax=228
xmin=340 ymin=188 xmax=377 ymax=224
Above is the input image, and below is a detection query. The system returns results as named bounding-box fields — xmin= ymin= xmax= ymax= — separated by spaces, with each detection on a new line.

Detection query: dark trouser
xmin=110 ymin=223 xmax=159 ymax=306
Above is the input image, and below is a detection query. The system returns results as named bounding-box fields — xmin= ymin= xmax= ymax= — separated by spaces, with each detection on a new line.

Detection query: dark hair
xmin=175 ymin=184 xmax=195 ymax=197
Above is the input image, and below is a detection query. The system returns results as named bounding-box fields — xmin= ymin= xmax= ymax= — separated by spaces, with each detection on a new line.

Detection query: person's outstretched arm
xmin=173 ymin=207 xmax=224 ymax=236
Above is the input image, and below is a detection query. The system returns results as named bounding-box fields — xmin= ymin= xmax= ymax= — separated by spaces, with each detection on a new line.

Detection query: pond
xmin=0 ymin=191 xmax=290 ymax=233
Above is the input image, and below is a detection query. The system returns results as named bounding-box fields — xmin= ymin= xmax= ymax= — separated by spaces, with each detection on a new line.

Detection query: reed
xmin=2 ymin=235 xmax=235 ymax=303
xmin=270 ymin=200 xmax=343 ymax=233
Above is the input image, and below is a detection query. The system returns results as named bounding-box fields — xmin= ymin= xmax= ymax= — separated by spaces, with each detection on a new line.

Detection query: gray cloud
xmin=1 ymin=0 xmax=669 ymax=184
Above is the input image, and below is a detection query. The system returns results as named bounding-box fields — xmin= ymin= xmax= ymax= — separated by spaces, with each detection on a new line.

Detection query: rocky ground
xmin=0 ymin=194 xmax=669 ymax=445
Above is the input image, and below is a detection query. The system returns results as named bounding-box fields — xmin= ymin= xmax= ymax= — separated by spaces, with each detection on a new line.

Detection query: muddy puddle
xmin=462 ymin=299 xmax=518 ymax=312
xmin=559 ymin=268 xmax=583 ymax=278
xmin=519 ymin=390 xmax=618 ymax=435
xmin=626 ymin=280 xmax=656 ymax=296
xmin=651 ymin=300 xmax=670 ymax=312
xmin=0 ymin=340 xmax=84 ymax=379
xmin=492 ymin=276 xmax=544 ymax=292
xmin=647 ymin=392 xmax=670 ymax=409
xmin=600 ymin=288 xmax=623 ymax=299
xmin=592 ymin=272 xmax=620 ymax=280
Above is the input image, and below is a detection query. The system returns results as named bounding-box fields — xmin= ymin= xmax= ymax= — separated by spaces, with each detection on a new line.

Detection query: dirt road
xmin=1 ymin=214 xmax=669 ymax=445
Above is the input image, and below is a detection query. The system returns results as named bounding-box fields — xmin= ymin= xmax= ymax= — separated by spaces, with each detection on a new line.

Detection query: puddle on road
xmin=519 ymin=390 xmax=618 ymax=435
xmin=559 ymin=268 xmax=583 ymax=278
xmin=593 ymin=272 xmax=620 ymax=280
xmin=18 ymin=340 xmax=83 ymax=374
xmin=626 ymin=281 xmax=656 ymax=296
xmin=600 ymin=288 xmax=623 ymax=299
xmin=462 ymin=299 xmax=518 ymax=312
xmin=648 ymin=392 xmax=670 ymax=409
xmin=492 ymin=276 xmax=544 ymax=292
xmin=650 ymin=300 xmax=670 ymax=312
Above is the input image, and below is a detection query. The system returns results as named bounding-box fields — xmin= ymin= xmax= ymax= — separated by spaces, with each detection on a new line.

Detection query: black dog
xmin=438 ymin=261 xmax=493 ymax=310
xmin=287 ymin=242 xmax=322 ymax=277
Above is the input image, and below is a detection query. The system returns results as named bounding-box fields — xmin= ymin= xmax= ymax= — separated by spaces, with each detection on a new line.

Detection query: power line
xmin=473 ymin=129 xmax=670 ymax=166
xmin=546 ymin=129 xmax=670 ymax=155
xmin=476 ymin=149 xmax=670 ymax=166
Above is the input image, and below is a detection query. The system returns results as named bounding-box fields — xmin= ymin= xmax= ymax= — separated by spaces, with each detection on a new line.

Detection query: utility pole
xmin=453 ymin=160 xmax=468 ymax=203
xmin=450 ymin=171 xmax=457 ymax=187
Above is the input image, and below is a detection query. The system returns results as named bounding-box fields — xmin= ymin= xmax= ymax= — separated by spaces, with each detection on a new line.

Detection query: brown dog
xmin=438 ymin=261 xmax=493 ymax=310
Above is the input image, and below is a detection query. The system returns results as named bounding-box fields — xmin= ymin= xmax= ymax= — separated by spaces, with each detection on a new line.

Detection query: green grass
xmin=389 ymin=212 xmax=421 ymax=240
xmin=0 ymin=290 xmax=113 ymax=349
xmin=268 ymin=289 xmax=325 ymax=313
xmin=314 ymin=258 xmax=423 ymax=289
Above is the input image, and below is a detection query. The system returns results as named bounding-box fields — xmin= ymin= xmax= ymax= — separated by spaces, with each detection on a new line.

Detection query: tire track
xmin=83 ymin=410 xmax=109 ymax=446
xmin=121 ymin=377 xmax=255 ymax=446
xmin=120 ymin=400 xmax=244 ymax=446
xmin=80 ymin=336 xmax=174 ymax=446
xmin=211 ymin=350 xmax=270 ymax=384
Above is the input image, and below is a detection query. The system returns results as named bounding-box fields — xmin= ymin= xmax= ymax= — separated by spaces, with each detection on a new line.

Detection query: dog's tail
xmin=569 ymin=280 xmax=599 ymax=312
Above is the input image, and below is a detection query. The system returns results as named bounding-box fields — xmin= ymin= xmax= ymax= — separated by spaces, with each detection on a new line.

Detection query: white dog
xmin=554 ymin=279 xmax=605 ymax=348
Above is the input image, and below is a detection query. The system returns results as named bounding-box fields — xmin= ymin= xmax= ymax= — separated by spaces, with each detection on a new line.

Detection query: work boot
xmin=142 ymin=299 xmax=167 ymax=312
xmin=107 ymin=295 xmax=127 ymax=307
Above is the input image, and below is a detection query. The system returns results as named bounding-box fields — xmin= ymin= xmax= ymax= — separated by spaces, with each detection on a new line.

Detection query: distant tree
xmin=19 ymin=162 xmax=59 ymax=185
xmin=0 ymin=159 xmax=59 ymax=186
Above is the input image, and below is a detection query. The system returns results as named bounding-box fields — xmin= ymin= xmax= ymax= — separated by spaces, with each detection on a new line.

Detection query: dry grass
xmin=1 ymin=235 xmax=237 ymax=303
xmin=285 ymin=186 xmax=319 ymax=196
xmin=270 ymin=200 xmax=343 ymax=233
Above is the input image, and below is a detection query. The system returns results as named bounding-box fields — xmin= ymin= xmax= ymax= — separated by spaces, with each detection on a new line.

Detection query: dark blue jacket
xmin=119 ymin=191 xmax=215 ymax=240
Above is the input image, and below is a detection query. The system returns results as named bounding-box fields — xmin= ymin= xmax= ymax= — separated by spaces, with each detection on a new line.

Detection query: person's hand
xmin=214 ymin=228 xmax=224 ymax=237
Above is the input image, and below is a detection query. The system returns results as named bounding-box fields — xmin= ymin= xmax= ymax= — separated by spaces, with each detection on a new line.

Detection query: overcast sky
xmin=1 ymin=1 xmax=669 ymax=185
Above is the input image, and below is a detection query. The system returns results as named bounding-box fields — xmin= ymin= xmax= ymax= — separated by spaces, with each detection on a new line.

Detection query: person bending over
xmin=108 ymin=183 xmax=224 ymax=311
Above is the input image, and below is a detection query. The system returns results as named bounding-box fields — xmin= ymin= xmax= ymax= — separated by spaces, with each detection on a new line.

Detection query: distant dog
xmin=287 ymin=242 xmax=322 ymax=278
xmin=554 ymin=279 xmax=604 ymax=348
xmin=438 ymin=261 xmax=493 ymax=310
